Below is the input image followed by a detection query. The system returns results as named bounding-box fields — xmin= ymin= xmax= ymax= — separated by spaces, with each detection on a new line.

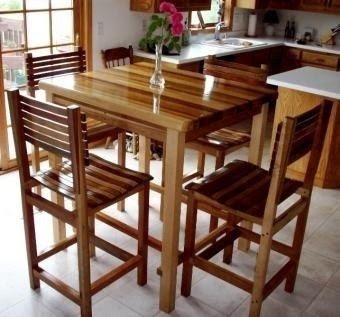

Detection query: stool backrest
xmin=101 ymin=45 xmax=133 ymax=68
xmin=7 ymin=88 xmax=88 ymax=194
xmin=203 ymin=55 xmax=268 ymax=86
xmin=269 ymin=100 xmax=331 ymax=199
xmin=25 ymin=47 xmax=86 ymax=97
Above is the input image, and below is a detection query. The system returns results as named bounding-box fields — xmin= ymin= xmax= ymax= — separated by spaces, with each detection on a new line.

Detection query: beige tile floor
xmin=0 ymin=131 xmax=339 ymax=317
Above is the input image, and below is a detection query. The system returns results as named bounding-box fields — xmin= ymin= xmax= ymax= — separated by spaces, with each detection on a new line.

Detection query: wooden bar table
xmin=39 ymin=62 xmax=276 ymax=313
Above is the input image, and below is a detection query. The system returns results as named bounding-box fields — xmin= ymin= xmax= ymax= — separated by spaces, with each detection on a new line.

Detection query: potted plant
xmin=263 ymin=10 xmax=279 ymax=37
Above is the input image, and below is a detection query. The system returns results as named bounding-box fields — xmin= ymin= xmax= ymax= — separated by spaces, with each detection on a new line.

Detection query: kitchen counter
xmin=267 ymin=66 xmax=340 ymax=99
xmin=134 ymin=37 xmax=340 ymax=65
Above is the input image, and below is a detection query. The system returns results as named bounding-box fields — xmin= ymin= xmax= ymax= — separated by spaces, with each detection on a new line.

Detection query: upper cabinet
xmin=130 ymin=0 xmax=211 ymax=12
xmin=299 ymin=0 xmax=340 ymax=12
xmin=236 ymin=0 xmax=268 ymax=9
xmin=267 ymin=0 xmax=297 ymax=9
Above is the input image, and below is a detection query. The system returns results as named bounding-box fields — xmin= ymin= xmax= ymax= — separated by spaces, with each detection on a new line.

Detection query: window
xmin=0 ymin=0 xmax=90 ymax=171
xmin=190 ymin=0 xmax=233 ymax=30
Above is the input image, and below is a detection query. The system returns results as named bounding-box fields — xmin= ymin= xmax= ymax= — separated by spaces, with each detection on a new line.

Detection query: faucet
xmin=214 ymin=21 xmax=225 ymax=40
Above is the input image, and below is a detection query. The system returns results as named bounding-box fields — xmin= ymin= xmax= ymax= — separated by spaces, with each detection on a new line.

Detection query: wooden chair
xmin=101 ymin=45 xmax=133 ymax=68
xmin=101 ymin=45 xmax=137 ymax=152
xmin=186 ymin=56 xmax=271 ymax=180
xmin=25 ymin=47 xmax=125 ymax=178
xmin=7 ymin=88 xmax=153 ymax=317
xmin=159 ymin=57 xmax=275 ymax=223
xmin=181 ymin=101 xmax=331 ymax=317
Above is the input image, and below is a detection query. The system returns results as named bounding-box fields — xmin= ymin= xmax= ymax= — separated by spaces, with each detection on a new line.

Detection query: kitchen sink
xmin=201 ymin=37 xmax=268 ymax=49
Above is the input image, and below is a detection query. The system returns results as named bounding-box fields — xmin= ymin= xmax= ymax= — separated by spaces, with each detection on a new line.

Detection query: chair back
xmin=25 ymin=47 xmax=86 ymax=97
xmin=203 ymin=55 xmax=268 ymax=86
xmin=269 ymin=100 xmax=331 ymax=195
xmin=7 ymin=88 xmax=89 ymax=194
xmin=101 ymin=45 xmax=133 ymax=68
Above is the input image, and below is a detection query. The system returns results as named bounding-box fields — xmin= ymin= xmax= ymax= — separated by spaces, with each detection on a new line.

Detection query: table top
xmin=267 ymin=66 xmax=340 ymax=100
xmin=39 ymin=62 xmax=276 ymax=136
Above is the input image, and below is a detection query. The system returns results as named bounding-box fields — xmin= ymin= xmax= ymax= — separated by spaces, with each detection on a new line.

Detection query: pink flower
xmin=159 ymin=1 xmax=177 ymax=13
xmin=170 ymin=12 xmax=183 ymax=24
xmin=171 ymin=22 xmax=184 ymax=36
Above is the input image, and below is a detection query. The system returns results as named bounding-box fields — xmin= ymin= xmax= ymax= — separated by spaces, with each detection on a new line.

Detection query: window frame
xmin=189 ymin=0 xmax=235 ymax=33
xmin=0 ymin=0 xmax=92 ymax=172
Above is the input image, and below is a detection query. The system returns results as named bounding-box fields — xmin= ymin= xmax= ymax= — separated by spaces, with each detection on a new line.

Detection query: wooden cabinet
xmin=130 ymin=0 xmax=210 ymax=12
xmin=280 ymin=47 xmax=301 ymax=72
xmin=188 ymin=0 xmax=212 ymax=10
xmin=279 ymin=47 xmax=339 ymax=72
xmin=267 ymin=0 xmax=297 ymax=9
xmin=236 ymin=0 xmax=267 ymax=9
xmin=299 ymin=0 xmax=340 ymax=12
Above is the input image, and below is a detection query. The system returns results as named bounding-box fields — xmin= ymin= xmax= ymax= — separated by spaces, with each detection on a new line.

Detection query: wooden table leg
xmin=238 ymin=102 xmax=269 ymax=251
xmin=159 ymin=129 xmax=185 ymax=312
xmin=117 ymin=131 xmax=127 ymax=211
xmin=49 ymin=153 xmax=66 ymax=242
xmin=138 ymin=135 xmax=151 ymax=174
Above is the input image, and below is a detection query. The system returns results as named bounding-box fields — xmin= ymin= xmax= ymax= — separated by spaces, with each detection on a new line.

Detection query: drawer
xmin=301 ymin=51 xmax=339 ymax=69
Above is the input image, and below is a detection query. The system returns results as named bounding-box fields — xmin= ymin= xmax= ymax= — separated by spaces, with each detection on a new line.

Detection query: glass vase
xmin=150 ymin=43 xmax=165 ymax=88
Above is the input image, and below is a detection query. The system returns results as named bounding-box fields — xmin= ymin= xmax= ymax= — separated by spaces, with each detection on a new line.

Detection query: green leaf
xmin=174 ymin=43 xmax=181 ymax=53
xmin=139 ymin=38 xmax=147 ymax=49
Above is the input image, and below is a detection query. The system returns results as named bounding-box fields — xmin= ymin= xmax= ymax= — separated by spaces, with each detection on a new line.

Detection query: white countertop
xmin=134 ymin=37 xmax=340 ymax=65
xmin=267 ymin=66 xmax=340 ymax=99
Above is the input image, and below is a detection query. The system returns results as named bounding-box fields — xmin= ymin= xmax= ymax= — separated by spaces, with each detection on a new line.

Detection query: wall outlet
xmin=97 ymin=22 xmax=104 ymax=36
xmin=142 ymin=19 xmax=147 ymax=32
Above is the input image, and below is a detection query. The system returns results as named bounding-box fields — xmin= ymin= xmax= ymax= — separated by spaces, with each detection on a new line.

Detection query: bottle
xmin=284 ymin=21 xmax=290 ymax=39
xmin=182 ymin=19 xmax=190 ymax=47
xmin=290 ymin=21 xmax=296 ymax=40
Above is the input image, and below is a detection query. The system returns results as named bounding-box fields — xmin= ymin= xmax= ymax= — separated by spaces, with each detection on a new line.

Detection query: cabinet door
xmin=267 ymin=0 xmax=296 ymax=9
xmin=130 ymin=0 xmax=211 ymax=12
xmin=236 ymin=0 xmax=267 ymax=9
xmin=328 ymin=0 xmax=340 ymax=11
xmin=299 ymin=0 xmax=326 ymax=10
xmin=130 ymin=0 xmax=156 ymax=12
xmin=280 ymin=47 xmax=301 ymax=72
xmin=189 ymin=0 xmax=211 ymax=10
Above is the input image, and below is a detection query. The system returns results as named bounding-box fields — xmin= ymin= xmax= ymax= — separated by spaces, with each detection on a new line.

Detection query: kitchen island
xmin=267 ymin=66 xmax=340 ymax=188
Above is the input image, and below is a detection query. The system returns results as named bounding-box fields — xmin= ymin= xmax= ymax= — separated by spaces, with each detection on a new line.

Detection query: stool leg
xmin=209 ymin=150 xmax=225 ymax=232
xmin=117 ymin=131 xmax=126 ymax=211
xmin=285 ymin=204 xmax=309 ymax=292
xmin=137 ymin=184 xmax=150 ymax=286
xmin=104 ymin=137 xmax=112 ymax=149
xmin=196 ymin=151 xmax=205 ymax=178
xmin=181 ymin=194 xmax=198 ymax=297
xmin=76 ymin=195 xmax=92 ymax=317
xmin=23 ymin=197 xmax=40 ymax=289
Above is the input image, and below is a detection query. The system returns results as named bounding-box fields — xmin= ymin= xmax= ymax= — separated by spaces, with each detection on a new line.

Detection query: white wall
xmin=92 ymin=0 xmax=149 ymax=69
xmin=237 ymin=8 xmax=340 ymax=40
xmin=278 ymin=10 xmax=339 ymax=40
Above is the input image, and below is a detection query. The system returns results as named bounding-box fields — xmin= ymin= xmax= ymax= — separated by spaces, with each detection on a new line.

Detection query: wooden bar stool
xmin=7 ymin=88 xmax=153 ymax=317
xmin=181 ymin=100 xmax=331 ymax=317
xmin=25 ymin=47 xmax=126 ymax=187
xmin=101 ymin=45 xmax=138 ymax=154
